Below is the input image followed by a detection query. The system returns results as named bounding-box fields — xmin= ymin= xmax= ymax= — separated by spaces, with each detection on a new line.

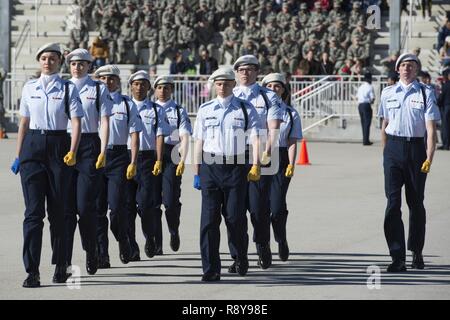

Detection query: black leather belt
xmin=29 ymin=129 xmax=67 ymax=136
xmin=203 ymin=152 xmax=247 ymax=164
xmin=106 ymin=144 xmax=127 ymax=151
xmin=81 ymin=132 xmax=99 ymax=137
xmin=387 ymin=134 xmax=424 ymax=142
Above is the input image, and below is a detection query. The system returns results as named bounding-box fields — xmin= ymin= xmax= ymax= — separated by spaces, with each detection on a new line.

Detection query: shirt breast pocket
xmin=386 ymin=101 xmax=400 ymax=119
xmin=233 ymin=119 xmax=245 ymax=129
xmin=143 ymin=116 xmax=155 ymax=125
xmin=115 ymin=113 xmax=126 ymax=121
xmin=205 ymin=119 xmax=219 ymax=139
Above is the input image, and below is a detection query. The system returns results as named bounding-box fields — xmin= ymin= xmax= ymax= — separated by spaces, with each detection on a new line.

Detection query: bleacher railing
xmin=2 ymin=73 xmax=389 ymax=125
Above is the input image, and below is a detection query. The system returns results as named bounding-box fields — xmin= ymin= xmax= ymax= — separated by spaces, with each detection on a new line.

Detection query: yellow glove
xmin=247 ymin=165 xmax=261 ymax=182
xmin=420 ymin=159 xmax=431 ymax=173
xmin=152 ymin=160 xmax=163 ymax=176
xmin=285 ymin=164 xmax=295 ymax=178
xmin=63 ymin=151 xmax=76 ymax=166
xmin=95 ymin=153 xmax=106 ymax=169
xmin=261 ymin=151 xmax=271 ymax=165
xmin=176 ymin=161 xmax=185 ymax=176
xmin=126 ymin=163 xmax=137 ymax=180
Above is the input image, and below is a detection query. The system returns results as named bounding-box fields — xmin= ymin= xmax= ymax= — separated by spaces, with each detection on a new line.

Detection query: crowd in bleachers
xmin=64 ymin=0 xmax=388 ymax=76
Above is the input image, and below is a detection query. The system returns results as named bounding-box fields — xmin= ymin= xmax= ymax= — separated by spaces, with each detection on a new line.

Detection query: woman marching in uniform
xmin=261 ymin=73 xmax=303 ymax=262
xmin=11 ymin=43 xmax=83 ymax=287
xmin=126 ymin=71 xmax=170 ymax=261
xmin=153 ymin=76 xmax=192 ymax=255
xmin=94 ymin=65 xmax=142 ymax=268
xmin=64 ymin=49 xmax=112 ymax=275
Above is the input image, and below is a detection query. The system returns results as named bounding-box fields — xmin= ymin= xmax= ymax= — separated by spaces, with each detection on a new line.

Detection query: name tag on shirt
xmin=143 ymin=116 xmax=155 ymax=124
xmin=410 ymin=100 xmax=424 ymax=110
xmin=115 ymin=113 xmax=126 ymax=120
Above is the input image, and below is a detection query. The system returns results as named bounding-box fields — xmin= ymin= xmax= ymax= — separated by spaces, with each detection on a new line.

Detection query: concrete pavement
xmin=1 ymin=135 xmax=449 ymax=300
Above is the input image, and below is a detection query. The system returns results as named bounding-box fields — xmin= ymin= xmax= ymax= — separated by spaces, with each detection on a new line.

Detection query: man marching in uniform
xmin=154 ymin=76 xmax=192 ymax=255
xmin=64 ymin=48 xmax=112 ymax=276
xmin=231 ymin=55 xmax=282 ymax=271
xmin=378 ymin=53 xmax=440 ymax=272
xmin=12 ymin=43 xmax=83 ymax=287
xmin=95 ymin=65 xmax=143 ymax=268
xmin=126 ymin=71 xmax=170 ymax=261
xmin=193 ymin=66 xmax=261 ymax=281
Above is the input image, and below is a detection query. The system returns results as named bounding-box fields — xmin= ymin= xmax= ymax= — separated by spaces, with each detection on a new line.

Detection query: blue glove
xmin=11 ymin=158 xmax=20 ymax=175
xmin=193 ymin=175 xmax=201 ymax=190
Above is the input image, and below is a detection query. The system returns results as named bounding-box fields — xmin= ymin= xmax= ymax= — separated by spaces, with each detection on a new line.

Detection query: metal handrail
xmin=14 ymin=20 xmax=31 ymax=60
xmin=35 ymin=0 xmax=45 ymax=37
xmin=400 ymin=20 xmax=409 ymax=52
xmin=292 ymin=75 xmax=331 ymax=100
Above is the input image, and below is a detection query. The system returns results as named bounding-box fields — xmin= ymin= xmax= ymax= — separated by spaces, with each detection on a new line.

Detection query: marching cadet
xmin=153 ymin=76 xmax=192 ymax=255
xmin=64 ymin=49 xmax=112 ymax=276
xmin=94 ymin=65 xmax=142 ymax=268
xmin=126 ymin=71 xmax=170 ymax=261
xmin=231 ymin=54 xmax=282 ymax=272
xmin=11 ymin=43 xmax=83 ymax=287
xmin=193 ymin=66 xmax=261 ymax=281
xmin=378 ymin=54 xmax=440 ymax=272
xmin=261 ymin=73 xmax=303 ymax=262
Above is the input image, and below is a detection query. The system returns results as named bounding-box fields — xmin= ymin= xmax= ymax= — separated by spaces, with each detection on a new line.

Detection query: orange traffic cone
xmin=0 ymin=129 xmax=4 ymax=139
xmin=296 ymin=139 xmax=310 ymax=165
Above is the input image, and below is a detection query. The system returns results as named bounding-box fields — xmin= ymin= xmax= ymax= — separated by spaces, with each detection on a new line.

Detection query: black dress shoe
xmin=278 ymin=241 xmax=289 ymax=262
xmin=53 ymin=266 xmax=72 ymax=283
xmin=257 ymin=244 xmax=272 ymax=269
xmin=387 ymin=260 xmax=407 ymax=273
xmin=155 ymin=245 xmax=163 ymax=255
xmin=145 ymin=237 xmax=156 ymax=258
xmin=97 ymin=255 xmax=111 ymax=269
xmin=411 ymin=252 xmax=425 ymax=269
xmin=23 ymin=273 xmax=40 ymax=288
xmin=86 ymin=249 xmax=99 ymax=275
xmin=170 ymin=233 xmax=180 ymax=252
xmin=129 ymin=250 xmax=141 ymax=262
xmin=228 ymin=261 xmax=237 ymax=274
xmin=236 ymin=259 xmax=249 ymax=276
xmin=119 ymin=240 xmax=132 ymax=264
xmin=201 ymin=272 xmax=220 ymax=282
xmin=363 ymin=141 xmax=374 ymax=146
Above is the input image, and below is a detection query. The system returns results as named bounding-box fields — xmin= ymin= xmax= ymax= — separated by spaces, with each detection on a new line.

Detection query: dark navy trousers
xmin=65 ymin=133 xmax=101 ymax=265
xmin=20 ymin=130 xmax=70 ymax=273
xmin=270 ymin=148 xmax=292 ymax=244
xmin=126 ymin=150 xmax=158 ymax=254
xmin=155 ymin=144 xmax=182 ymax=248
xmin=383 ymin=135 xmax=427 ymax=261
xmin=358 ymin=103 xmax=372 ymax=144
xmin=441 ymin=105 xmax=450 ymax=148
xmin=96 ymin=145 xmax=130 ymax=258
xmin=200 ymin=162 xmax=249 ymax=275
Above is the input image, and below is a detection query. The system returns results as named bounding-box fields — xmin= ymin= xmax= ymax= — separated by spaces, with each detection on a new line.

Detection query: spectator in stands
xmin=68 ymin=20 xmax=89 ymax=50
xmin=386 ymin=71 xmax=399 ymax=86
xmin=421 ymin=0 xmax=432 ymax=20
xmin=278 ymin=34 xmax=300 ymax=74
xmin=199 ymin=49 xmax=218 ymax=75
xmin=319 ymin=52 xmax=334 ymax=75
xmin=90 ymin=36 xmax=109 ymax=69
xmin=439 ymin=36 xmax=450 ymax=67
xmin=170 ymin=51 xmax=187 ymax=75
xmin=438 ymin=67 xmax=450 ymax=150
xmin=437 ymin=18 xmax=450 ymax=52
xmin=60 ymin=49 xmax=71 ymax=74
xmin=297 ymin=50 xmax=321 ymax=76
xmin=338 ymin=59 xmax=353 ymax=76
xmin=220 ymin=17 xmax=242 ymax=64
xmin=381 ymin=50 xmax=400 ymax=75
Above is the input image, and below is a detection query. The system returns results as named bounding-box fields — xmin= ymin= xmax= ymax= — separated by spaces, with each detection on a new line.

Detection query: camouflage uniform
xmin=326 ymin=37 xmax=346 ymax=72
xmin=243 ymin=16 xmax=263 ymax=48
xmin=134 ymin=17 xmax=159 ymax=65
xmin=117 ymin=17 xmax=138 ymax=63
xmin=288 ymin=18 xmax=307 ymax=47
xmin=259 ymin=34 xmax=279 ymax=72
xmin=276 ymin=3 xmax=292 ymax=32
xmin=177 ymin=17 xmax=197 ymax=54
xmin=68 ymin=20 xmax=89 ymax=50
xmin=298 ymin=3 xmax=310 ymax=27
xmin=262 ymin=17 xmax=282 ymax=43
xmin=349 ymin=2 xmax=364 ymax=29
xmin=346 ymin=36 xmax=369 ymax=63
xmin=278 ymin=33 xmax=300 ymax=73
xmin=220 ymin=17 xmax=242 ymax=64
xmin=158 ymin=21 xmax=178 ymax=63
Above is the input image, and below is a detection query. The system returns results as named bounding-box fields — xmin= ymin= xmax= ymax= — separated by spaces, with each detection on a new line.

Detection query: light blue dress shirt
xmin=377 ymin=80 xmax=441 ymax=137
xmin=156 ymin=99 xmax=192 ymax=145
xmin=278 ymin=102 xmax=303 ymax=147
xmin=20 ymin=76 xmax=83 ymax=130
xmin=193 ymin=95 xmax=260 ymax=156
xmin=233 ymin=83 xmax=283 ymax=130
xmin=68 ymin=77 xmax=113 ymax=133
xmin=128 ymin=98 xmax=170 ymax=151
xmin=108 ymin=91 xmax=142 ymax=146
xmin=357 ymin=82 xmax=375 ymax=104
